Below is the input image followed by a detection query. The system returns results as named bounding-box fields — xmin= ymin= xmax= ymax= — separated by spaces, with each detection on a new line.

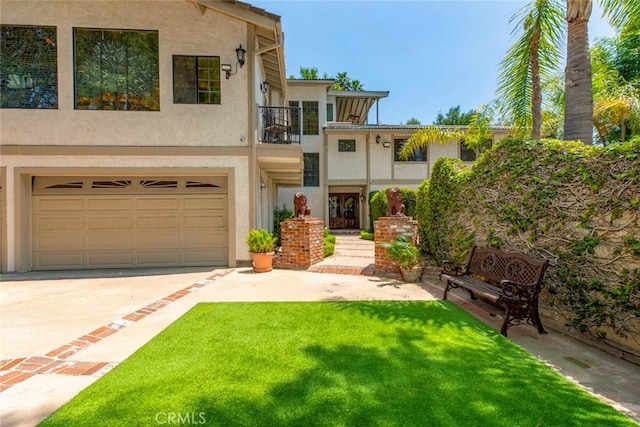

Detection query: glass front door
xmin=329 ymin=193 xmax=359 ymax=229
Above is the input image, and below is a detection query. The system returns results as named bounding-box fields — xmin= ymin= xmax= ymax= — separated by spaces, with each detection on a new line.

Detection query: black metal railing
xmin=259 ymin=106 xmax=301 ymax=144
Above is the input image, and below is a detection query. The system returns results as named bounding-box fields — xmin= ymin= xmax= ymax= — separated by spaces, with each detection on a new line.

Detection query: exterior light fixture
xmin=222 ymin=44 xmax=247 ymax=79
xmin=375 ymin=134 xmax=381 ymax=144
xmin=260 ymin=81 xmax=270 ymax=93
xmin=359 ymin=194 xmax=366 ymax=203
xmin=236 ymin=44 xmax=246 ymax=67
xmin=383 ymin=141 xmax=391 ymax=148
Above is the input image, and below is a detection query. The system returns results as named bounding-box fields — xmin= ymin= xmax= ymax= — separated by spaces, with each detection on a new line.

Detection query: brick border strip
xmin=0 ymin=269 xmax=231 ymax=392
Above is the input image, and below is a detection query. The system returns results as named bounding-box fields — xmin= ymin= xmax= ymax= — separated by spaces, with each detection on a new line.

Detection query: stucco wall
xmin=0 ymin=0 xmax=249 ymax=147
xmin=327 ymin=134 xmax=368 ymax=180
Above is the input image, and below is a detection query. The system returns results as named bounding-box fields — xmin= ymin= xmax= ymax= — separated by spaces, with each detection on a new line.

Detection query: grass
xmin=41 ymin=301 xmax=636 ymax=426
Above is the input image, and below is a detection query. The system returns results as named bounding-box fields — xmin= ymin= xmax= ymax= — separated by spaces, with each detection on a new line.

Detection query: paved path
xmin=1 ymin=234 xmax=639 ymax=425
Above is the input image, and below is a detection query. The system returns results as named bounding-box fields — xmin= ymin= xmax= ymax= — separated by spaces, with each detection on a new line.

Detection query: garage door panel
xmin=88 ymin=198 xmax=131 ymax=211
xmin=184 ymin=196 xmax=226 ymax=210
xmin=137 ymin=216 xmax=180 ymax=229
xmin=87 ymin=252 xmax=133 ymax=266
xmin=37 ymin=216 xmax=84 ymax=231
xmin=88 ymin=216 xmax=132 ymax=230
xmin=35 ymin=232 xmax=84 ymax=250
xmin=183 ymin=214 xmax=226 ymax=228
xmin=36 ymin=253 xmax=85 ymax=269
xmin=184 ymin=231 xmax=227 ymax=247
xmin=32 ymin=177 xmax=228 ymax=270
xmin=36 ymin=198 xmax=84 ymax=211
xmin=88 ymin=232 xmax=133 ymax=249
xmin=136 ymin=252 xmax=180 ymax=266
xmin=137 ymin=198 xmax=179 ymax=210
xmin=137 ymin=231 xmax=180 ymax=247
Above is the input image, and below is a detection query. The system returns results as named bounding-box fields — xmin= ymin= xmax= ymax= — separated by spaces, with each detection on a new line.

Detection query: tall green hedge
xmin=420 ymin=137 xmax=640 ymax=351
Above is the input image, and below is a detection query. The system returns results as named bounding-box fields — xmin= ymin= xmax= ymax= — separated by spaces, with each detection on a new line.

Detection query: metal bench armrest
xmin=500 ymin=279 xmax=536 ymax=301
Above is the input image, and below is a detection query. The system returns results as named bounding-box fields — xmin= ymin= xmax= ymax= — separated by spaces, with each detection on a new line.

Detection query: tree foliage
xmin=497 ymin=0 xmax=564 ymax=138
xmin=288 ymin=67 xmax=364 ymax=91
xmin=433 ymin=105 xmax=474 ymax=125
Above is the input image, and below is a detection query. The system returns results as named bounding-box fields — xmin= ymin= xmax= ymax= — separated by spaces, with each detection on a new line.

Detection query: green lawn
xmin=41 ymin=301 xmax=636 ymax=426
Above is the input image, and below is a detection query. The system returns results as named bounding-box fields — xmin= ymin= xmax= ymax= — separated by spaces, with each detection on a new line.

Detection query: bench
xmin=439 ymin=246 xmax=549 ymax=336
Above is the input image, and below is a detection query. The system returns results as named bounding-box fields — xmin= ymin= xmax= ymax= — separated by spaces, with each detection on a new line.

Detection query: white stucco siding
xmin=369 ymin=142 xmax=392 ymax=180
xmin=0 ymin=1 xmax=248 ymax=147
xmin=429 ymin=141 xmax=460 ymax=169
xmin=327 ymin=135 xmax=367 ymax=181
xmin=0 ymin=155 xmax=250 ymax=268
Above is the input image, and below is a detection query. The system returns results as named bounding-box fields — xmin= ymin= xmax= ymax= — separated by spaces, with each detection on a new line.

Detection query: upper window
xmin=173 ymin=55 xmax=221 ymax=104
xmin=460 ymin=142 xmax=477 ymax=161
xmin=303 ymin=153 xmax=320 ymax=187
xmin=74 ymin=28 xmax=159 ymax=111
xmin=326 ymin=103 xmax=334 ymax=121
xmin=302 ymin=101 xmax=319 ymax=135
xmin=394 ymin=139 xmax=427 ymax=162
xmin=338 ymin=139 xmax=356 ymax=152
xmin=0 ymin=25 xmax=58 ymax=109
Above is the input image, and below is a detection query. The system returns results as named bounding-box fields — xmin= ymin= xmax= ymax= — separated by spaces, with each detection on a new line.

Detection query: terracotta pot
xmin=400 ymin=265 xmax=422 ymax=282
xmin=251 ymin=252 xmax=274 ymax=273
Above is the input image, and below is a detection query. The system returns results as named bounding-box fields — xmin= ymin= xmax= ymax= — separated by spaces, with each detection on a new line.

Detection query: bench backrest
xmin=465 ymin=246 xmax=548 ymax=287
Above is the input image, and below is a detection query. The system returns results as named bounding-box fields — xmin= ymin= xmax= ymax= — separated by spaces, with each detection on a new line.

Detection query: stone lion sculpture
xmin=294 ymin=192 xmax=311 ymax=217
xmin=386 ymin=187 xmax=405 ymax=216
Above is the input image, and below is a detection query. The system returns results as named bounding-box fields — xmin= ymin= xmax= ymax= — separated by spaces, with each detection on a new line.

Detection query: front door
xmin=329 ymin=193 xmax=359 ymax=229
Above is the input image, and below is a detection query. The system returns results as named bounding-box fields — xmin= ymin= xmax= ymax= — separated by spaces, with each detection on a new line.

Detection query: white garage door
xmin=32 ymin=177 xmax=228 ymax=270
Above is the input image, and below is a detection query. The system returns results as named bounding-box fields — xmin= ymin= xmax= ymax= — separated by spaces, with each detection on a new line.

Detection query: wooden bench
xmin=439 ymin=246 xmax=549 ymax=336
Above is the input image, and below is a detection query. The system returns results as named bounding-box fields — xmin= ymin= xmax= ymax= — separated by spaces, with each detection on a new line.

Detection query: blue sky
xmin=251 ymin=0 xmax=616 ymax=125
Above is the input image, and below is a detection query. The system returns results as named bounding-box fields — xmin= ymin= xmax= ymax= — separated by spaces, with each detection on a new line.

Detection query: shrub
xmin=360 ymin=230 xmax=374 ymax=240
xmin=273 ymin=205 xmax=294 ymax=245
xmin=245 ymin=229 xmax=277 ymax=253
xmin=380 ymin=235 xmax=420 ymax=269
xmin=323 ymin=228 xmax=336 ymax=257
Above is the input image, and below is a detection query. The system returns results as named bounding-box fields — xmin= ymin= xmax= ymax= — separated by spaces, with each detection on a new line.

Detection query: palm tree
xmin=398 ymin=105 xmax=495 ymax=160
xmin=497 ymin=0 xmax=564 ymax=138
xmin=564 ymin=0 xmax=594 ymax=144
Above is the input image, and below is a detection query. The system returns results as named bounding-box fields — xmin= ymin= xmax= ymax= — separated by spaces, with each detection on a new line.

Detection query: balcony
xmin=259 ymin=106 xmax=301 ymax=144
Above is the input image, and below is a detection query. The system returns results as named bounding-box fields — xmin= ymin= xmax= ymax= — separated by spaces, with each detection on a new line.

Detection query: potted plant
xmin=246 ymin=228 xmax=278 ymax=273
xmin=380 ymin=235 xmax=422 ymax=282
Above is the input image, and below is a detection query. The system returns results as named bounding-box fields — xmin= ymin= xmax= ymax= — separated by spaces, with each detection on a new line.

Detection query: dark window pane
xmin=303 ymin=153 xmax=320 ymax=187
xmin=302 ymin=101 xmax=319 ymax=135
xmin=338 ymin=139 xmax=356 ymax=152
xmin=74 ymin=28 xmax=159 ymax=111
xmin=394 ymin=139 xmax=427 ymax=162
xmin=289 ymin=100 xmax=300 ymax=134
xmin=460 ymin=142 xmax=477 ymax=161
xmin=173 ymin=55 xmax=220 ymax=104
xmin=1 ymin=25 xmax=58 ymax=109
xmin=173 ymin=55 xmax=196 ymax=103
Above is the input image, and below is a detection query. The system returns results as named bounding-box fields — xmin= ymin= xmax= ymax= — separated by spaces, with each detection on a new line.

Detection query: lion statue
xmin=386 ymin=187 xmax=405 ymax=216
xmin=294 ymin=192 xmax=311 ymax=217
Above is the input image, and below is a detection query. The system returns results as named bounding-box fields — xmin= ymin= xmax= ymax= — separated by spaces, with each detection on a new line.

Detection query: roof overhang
xmin=191 ymin=0 xmax=287 ymax=96
xmin=327 ymin=90 xmax=389 ymax=124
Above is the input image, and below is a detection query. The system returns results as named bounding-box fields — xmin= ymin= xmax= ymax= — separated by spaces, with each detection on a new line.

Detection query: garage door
xmin=32 ymin=177 xmax=228 ymax=270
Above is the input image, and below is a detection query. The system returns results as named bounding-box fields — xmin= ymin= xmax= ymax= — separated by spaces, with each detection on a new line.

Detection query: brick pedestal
xmin=374 ymin=216 xmax=418 ymax=273
xmin=275 ymin=217 xmax=324 ymax=269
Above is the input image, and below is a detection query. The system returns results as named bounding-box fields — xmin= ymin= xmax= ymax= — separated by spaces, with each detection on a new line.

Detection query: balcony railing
xmin=259 ymin=106 xmax=301 ymax=144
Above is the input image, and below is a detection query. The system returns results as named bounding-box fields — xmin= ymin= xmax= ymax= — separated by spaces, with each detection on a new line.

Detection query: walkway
xmin=308 ymin=232 xmax=376 ymax=276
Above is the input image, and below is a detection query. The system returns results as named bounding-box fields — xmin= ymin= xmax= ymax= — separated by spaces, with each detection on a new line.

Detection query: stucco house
xmin=278 ymin=80 xmax=511 ymax=231
xmin=0 ymin=0 xmax=301 ymax=272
